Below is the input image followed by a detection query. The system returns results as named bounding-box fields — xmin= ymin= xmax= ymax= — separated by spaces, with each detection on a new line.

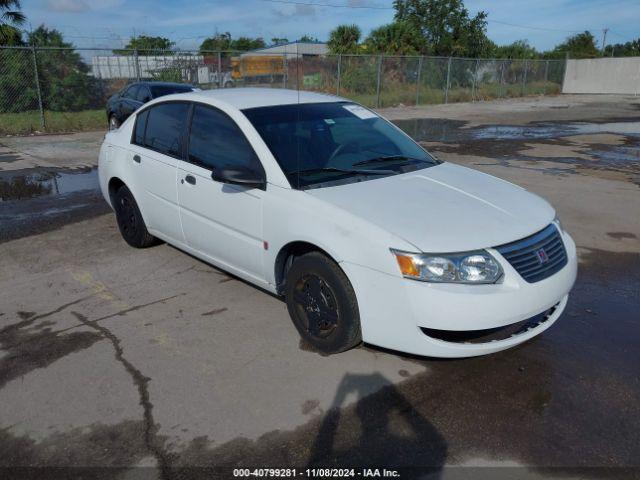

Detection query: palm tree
xmin=0 ymin=0 xmax=25 ymax=45
xmin=328 ymin=24 xmax=361 ymax=54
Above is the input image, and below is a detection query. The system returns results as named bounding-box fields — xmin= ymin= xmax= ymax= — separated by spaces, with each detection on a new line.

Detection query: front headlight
xmin=553 ymin=215 xmax=563 ymax=233
xmin=391 ymin=249 xmax=503 ymax=284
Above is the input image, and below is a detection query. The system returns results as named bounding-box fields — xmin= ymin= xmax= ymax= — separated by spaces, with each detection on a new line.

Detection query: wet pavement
xmin=0 ymin=167 xmax=107 ymax=243
xmin=394 ymin=118 xmax=640 ymax=181
xmin=0 ymin=95 xmax=639 ymax=478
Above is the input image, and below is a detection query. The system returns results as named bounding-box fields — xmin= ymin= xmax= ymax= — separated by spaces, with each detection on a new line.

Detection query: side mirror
xmin=212 ymin=167 xmax=266 ymax=190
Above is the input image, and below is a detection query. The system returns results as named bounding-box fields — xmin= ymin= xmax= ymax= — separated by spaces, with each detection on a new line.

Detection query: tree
xmin=299 ymin=34 xmax=319 ymax=42
xmin=0 ymin=0 xmax=25 ymax=45
xmin=271 ymin=37 xmax=289 ymax=45
xmin=199 ymin=33 xmax=265 ymax=52
xmin=545 ymin=31 xmax=600 ymax=59
xmin=491 ymin=40 xmax=539 ymax=59
xmin=115 ymin=35 xmax=174 ymax=54
xmin=200 ymin=32 xmax=232 ymax=52
xmin=604 ymin=38 xmax=640 ymax=57
xmin=328 ymin=24 xmax=361 ymax=54
xmin=365 ymin=21 xmax=425 ymax=54
xmin=393 ymin=0 xmax=490 ymax=57
xmin=231 ymin=36 xmax=265 ymax=51
xmin=27 ymin=26 xmax=99 ymax=111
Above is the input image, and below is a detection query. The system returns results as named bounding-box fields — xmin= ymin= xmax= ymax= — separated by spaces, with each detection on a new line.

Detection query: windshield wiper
xmin=289 ymin=166 xmax=395 ymax=176
xmin=353 ymin=155 xmax=426 ymax=167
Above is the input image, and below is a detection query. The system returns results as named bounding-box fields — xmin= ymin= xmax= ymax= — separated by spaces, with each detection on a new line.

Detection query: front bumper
xmin=340 ymin=230 xmax=577 ymax=358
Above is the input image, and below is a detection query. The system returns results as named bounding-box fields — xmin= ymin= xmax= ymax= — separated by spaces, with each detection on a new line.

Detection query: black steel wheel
xmin=113 ymin=185 xmax=157 ymax=248
xmin=285 ymin=252 xmax=361 ymax=353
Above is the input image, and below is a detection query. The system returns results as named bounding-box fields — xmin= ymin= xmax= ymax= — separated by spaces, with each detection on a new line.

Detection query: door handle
xmin=185 ymin=175 xmax=196 ymax=185
xmin=133 ymin=154 xmax=141 ymax=163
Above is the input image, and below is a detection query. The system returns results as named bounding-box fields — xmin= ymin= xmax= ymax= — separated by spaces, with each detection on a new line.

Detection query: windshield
xmin=242 ymin=102 xmax=439 ymax=189
xmin=149 ymin=84 xmax=193 ymax=98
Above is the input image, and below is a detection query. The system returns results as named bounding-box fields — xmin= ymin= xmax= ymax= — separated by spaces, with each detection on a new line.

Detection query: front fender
xmin=263 ymin=185 xmax=413 ymax=286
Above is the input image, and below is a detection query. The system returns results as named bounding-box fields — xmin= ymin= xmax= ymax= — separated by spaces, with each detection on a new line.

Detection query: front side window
xmin=243 ymin=102 xmax=439 ymax=189
xmin=187 ymin=104 xmax=261 ymax=172
xmin=141 ymin=102 xmax=189 ymax=157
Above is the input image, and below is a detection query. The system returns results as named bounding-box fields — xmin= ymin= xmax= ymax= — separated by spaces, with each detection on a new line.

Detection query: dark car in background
xmin=106 ymin=82 xmax=196 ymax=129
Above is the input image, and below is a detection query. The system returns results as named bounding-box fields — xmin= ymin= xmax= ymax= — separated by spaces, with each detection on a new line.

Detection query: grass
xmin=318 ymin=81 xmax=562 ymax=109
xmin=0 ymin=81 xmax=563 ymax=135
xmin=0 ymin=109 xmax=106 ymax=136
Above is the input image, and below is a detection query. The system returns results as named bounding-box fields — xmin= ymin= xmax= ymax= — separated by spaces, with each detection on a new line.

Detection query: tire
xmin=109 ymin=114 xmax=120 ymax=130
xmin=113 ymin=185 xmax=157 ymax=248
xmin=285 ymin=252 xmax=362 ymax=354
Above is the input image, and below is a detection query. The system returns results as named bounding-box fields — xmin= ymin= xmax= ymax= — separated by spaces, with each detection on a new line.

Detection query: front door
xmin=177 ymin=104 xmax=265 ymax=282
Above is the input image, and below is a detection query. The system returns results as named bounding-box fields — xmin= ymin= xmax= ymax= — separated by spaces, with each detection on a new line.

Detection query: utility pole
xmin=601 ymin=28 xmax=609 ymax=54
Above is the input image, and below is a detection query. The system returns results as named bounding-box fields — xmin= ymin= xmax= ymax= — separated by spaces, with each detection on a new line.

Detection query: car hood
xmin=306 ymin=162 xmax=555 ymax=252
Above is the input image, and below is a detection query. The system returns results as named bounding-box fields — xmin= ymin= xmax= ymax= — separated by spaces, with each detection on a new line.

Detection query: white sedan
xmin=98 ymin=88 xmax=577 ymax=358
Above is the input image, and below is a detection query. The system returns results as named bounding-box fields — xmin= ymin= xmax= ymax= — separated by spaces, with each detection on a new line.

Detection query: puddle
xmin=0 ymin=168 xmax=98 ymax=201
xmin=394 ymin=118 xmax=640 ymax=143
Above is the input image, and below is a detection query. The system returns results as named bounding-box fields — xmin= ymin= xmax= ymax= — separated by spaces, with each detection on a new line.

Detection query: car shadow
xmin=306 ymin=372 xmax=447 ymax=476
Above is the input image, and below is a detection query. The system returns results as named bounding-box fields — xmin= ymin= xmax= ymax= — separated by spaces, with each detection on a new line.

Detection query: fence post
xmin=336 ymin=54 xmax=342 ymax=96
xmin=444 ymin=56 xmax=452 ymax=104
xmin=499 ymin=61 xmax=505 ymax=98
xmin=521 ymin=59 xmax=528 ymax=96
xmin=134 ymin=48 xmax=141 ymax=81
xmin=217 ymin=51 xmax=222 ymax=88
xmin=472 ymin=58 xmax=479 ymax=101
xmin=375 ymin=55 xmax=383 ymax=108
xmin=30 ymin=46 xmax=46 ymax=131
xmin=543 ymin=59 xmax=549 ymax=95
xmin=283 ymin=53 xmax=287 ymax=89
xmin=415 ymin=56 xmax=423 ymax=106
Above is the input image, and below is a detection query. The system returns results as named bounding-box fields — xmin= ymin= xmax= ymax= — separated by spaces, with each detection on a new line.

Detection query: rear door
xmin=135 ymin=85 xmax=153 ymax=105
xmin=129 ymin=101 xmax=190 ymax=243
xmin=177 ymin=103 xmax=266 ymax=282
xmin=120 ymin=85 xmax=143 ymax=120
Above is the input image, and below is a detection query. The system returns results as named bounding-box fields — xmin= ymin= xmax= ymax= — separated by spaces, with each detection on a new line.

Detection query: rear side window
xmin=123 ymin=85 xmax=139 ymax=99
xmin=187 ymin=104 xmax=261 ymax=172
xmin=142 ymin=102 xmax=190 ymax=157
xmin=135 ymin=86 xmax=152 ymax=103
xmin=133 ymin=109 xmax=148 ymax=145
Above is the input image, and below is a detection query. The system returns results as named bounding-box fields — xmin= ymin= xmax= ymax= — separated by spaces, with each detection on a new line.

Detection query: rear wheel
xmin=285 ymin=252 xmax=362 ymax=354
xmin=113 ymin=185 xmax=156 ymax=248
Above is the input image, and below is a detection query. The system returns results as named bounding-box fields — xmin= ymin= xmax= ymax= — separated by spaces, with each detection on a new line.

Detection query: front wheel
xmin=285 ymin=252 xmax=362 ymax=354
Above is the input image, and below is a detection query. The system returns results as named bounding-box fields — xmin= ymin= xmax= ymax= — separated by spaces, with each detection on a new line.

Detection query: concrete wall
xmin=563 ymin=57 xmax=640 ymax=94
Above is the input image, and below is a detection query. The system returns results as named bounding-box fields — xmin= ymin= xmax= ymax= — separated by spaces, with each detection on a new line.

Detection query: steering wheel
xmin=327 ymin=140 xmax=361 ymax=164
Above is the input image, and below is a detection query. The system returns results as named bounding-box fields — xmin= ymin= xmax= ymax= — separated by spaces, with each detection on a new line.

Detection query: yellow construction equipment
xmin=231 ymin=55 xmax=286 ymax=82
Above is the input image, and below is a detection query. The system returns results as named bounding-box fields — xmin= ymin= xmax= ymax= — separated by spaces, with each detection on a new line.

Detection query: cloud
xmin=272 ymin=4 xmax=316 ymax=18
xmin=46 ymin=0 xmax=90 ymax=12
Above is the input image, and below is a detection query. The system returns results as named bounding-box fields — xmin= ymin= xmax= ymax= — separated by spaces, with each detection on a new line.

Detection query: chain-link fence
xmin=0 ymin=45 xmax=566 ymax=135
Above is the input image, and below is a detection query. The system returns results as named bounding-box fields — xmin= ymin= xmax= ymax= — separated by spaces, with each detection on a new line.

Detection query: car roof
xmin=180 ymin=88 xmax=344 ymax=110
xmin=139 ymin=81 xmax=194 ymax=88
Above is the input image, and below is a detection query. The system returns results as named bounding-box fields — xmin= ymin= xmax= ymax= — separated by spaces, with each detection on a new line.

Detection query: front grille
xmin=495 ymin=224 xmax=567 ymax=283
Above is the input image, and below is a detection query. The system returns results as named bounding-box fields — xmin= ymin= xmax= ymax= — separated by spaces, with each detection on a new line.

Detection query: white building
xmin=240 ymin=41 xmax=328 ymax=59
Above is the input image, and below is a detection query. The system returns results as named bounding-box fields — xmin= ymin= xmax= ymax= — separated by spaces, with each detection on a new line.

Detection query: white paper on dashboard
xmin=342 ymin=104 xmax=378 ymax=120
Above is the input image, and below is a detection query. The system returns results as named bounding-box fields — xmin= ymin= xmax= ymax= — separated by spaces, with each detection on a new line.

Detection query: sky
xmin=21 ymin=0 xmax=640 ymax=51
